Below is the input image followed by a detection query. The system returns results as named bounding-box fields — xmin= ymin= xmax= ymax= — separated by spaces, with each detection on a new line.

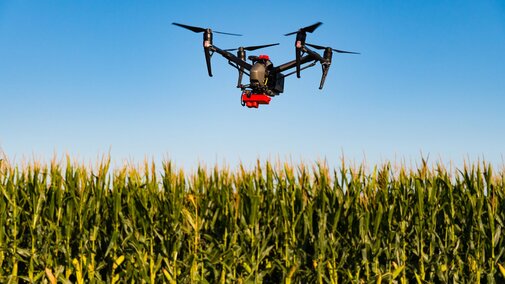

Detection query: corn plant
xmin=0 ymin=156 xmax=504 ymax=282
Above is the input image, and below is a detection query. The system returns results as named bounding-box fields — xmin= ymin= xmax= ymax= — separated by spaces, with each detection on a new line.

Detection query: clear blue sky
xmin=1 ymin=1 xmax=504 ymax=169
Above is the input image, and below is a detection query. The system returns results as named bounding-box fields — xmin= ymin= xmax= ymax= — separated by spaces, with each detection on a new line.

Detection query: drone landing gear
xmin=241 ymin=92 xmax=271 ymax=108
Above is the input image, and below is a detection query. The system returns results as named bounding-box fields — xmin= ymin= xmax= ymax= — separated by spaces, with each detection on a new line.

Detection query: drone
xmin=172 ymin=22 xmax=359 ymax=108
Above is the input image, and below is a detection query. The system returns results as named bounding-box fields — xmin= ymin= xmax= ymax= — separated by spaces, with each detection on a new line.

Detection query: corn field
xmin=0 ymin=157 xmax=505 ymax=283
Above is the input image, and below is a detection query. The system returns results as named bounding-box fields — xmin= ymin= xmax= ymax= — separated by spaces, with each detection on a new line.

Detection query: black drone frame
xmin=172 ymin=22 xmax=358 ymax=93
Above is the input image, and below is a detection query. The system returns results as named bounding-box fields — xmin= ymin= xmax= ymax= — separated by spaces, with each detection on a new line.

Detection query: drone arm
xmin=282 ymin=61 xmax=317 ymax=78
xmin=237 ymin=65 xmax=244 ymax=87
xmin=319 ymin=48 xmax=333 ymax=89
xmin=319 ymin=63 xmax=330 ymax=89
xmin=273 ymin=54 xmax=319 ymax=74
xmin=204 ymin=47 xmax=213 ymax=77
xmin=211 ymin=46 xmax=252 ymax=71
xmin=302 ymin=46 xmax=332 ymax=90
xmin=228 ymin=61 xmax=250 ymax=75
xmin=302 ymin=46 xmax=325 ymax=62
xmin=274 ymin=47 xmax=332 ymax=89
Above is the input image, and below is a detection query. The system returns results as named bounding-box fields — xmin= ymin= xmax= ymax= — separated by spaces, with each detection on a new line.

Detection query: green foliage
xmin=0 ymin=157 xmax=504 ymax=282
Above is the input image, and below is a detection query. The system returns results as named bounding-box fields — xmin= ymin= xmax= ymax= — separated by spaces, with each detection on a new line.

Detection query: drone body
xmin=173 ymin=22 xmax=358 ymax=108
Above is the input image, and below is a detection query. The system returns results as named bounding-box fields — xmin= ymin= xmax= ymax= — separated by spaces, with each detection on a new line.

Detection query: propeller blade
xmin=284 ymin=22 xmax=323 ymax=36
xmin=331 ymin=48 xmax=360 ymax=54
xmin=306 ymin=43 xmax=360 ymax=54
xmin=172 ymin=22 xmax=206 ymax=33
xmin=305 ymin=43 xmax=325 ymax=50
xmin=302 ymin=22 xmax=323 ymax=33
xmin=214 ymin=31 xmax=243 ymax=36
xmin=284 ymin=31 xmax=298 ymax=36
xmin=224 ymin=43 xmax=279 ymax=52
xmin=243 ymin=43 xmax=279 ymax=51
xmin=172 ymin=22 xmax=242 ymax=36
